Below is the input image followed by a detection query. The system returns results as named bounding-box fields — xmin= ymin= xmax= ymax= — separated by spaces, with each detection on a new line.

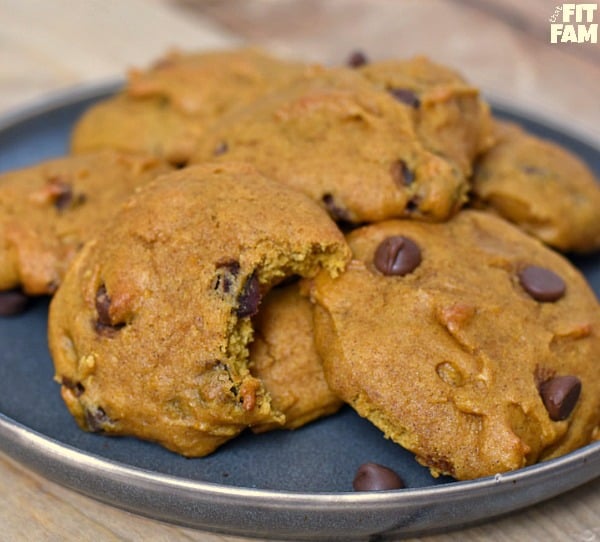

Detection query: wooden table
xmin=0 ymin=1 xmax=598 ymax=540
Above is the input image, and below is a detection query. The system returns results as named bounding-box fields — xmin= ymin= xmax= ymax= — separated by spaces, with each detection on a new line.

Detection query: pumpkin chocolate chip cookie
xmin=0 ymin=150 xmax=171 ymax=296
xmin=49 ymin=162 xmax=350 ymax=457
xmin=357 ymin=55 xmax=495 ymax=176
xmin=249 ymin=283 xmax=342 ymax=433
xmin=307 ymin=210 xmax=600 ymax=480
xmin=71 ymin=48 xmax=317 ymax=166
xmin=190 ymin=68 xmax=467 ymax=224
xmin=472 ymin=121 xmax=600 ymax=253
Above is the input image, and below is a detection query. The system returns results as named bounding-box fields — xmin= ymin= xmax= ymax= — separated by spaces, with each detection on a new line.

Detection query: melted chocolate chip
xmin=237 ymin=273 xmax=261 ymax=318
xmin=322 ymin=193 xmax=352 ymax=223
xmin=518 ymin=265 xmax=566 ymax=302
xmin=539 ymin=375 xmax=581 ymax=421
xmin=347 ymin=50 xmax=369 ymax=68
xmin=388 ymin=88 xmax=420 ymax=108
xmin=374 ymin=236 xmax=422 ymax=276
xmin=85 ymin=407 xmax=110 ymax=432
xmin=353 ymin=463 xmax=405 ymax=491
xmin=214 ymin=141 xmax=229 ymax=156
xmin=390 ymin=160 xmax=414 ymax=187
xmin=0 ymin=289 xmax=29 ymax=316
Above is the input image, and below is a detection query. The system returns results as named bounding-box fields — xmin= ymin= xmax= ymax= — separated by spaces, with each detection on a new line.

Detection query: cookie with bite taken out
xmin=49 ymin=161 xmax=350 ymax=457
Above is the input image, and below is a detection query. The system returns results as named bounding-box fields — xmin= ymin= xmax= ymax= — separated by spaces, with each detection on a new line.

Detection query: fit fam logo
xmin=549 ymin=3 xmax=598 ymax=43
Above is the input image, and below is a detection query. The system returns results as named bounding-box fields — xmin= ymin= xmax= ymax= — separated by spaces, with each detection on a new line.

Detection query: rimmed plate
xmin=0 ymin=83 xmax=598 ymax=541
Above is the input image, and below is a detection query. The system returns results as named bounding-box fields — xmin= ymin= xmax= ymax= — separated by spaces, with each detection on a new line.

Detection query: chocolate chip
xmin=353 ymin=463 xmax=405 ymax=491
xmin=215 ymin=260 xmax=241 ymax=293
xmin=374 ymin=236 xmax=422 ymax=276
xmin=0 ymin=289 xmax=29 ymax=316
xmin=518 ymin=265 xmax=566 ymax=302
xmin=94 ymin=284 xmax=124 ymax=335
xmin=53 ymin=183 xmax=73 ymax=210
xmin=95 ymin=285 xmax=112 ymax=326
xmin=322 ymin=193 xmax=352 ymax=223
xmin=49 ymin=179 xmax=85 ymax=211
xmin=405 ymin=197 xmax=420 ymax=214
xmin=388 ymin=88 xmax=420 ymax=108
xmin=390 ymin=160 xmax=414 ymax=187
xmin=347 ymin=50 xmax=369 ymax=68
xmin=214 ymin=142 xmax=229 ymax=156
xmin=62 ymin=377 xmax=85 ymax=397
xmin=539 ymin=375 xmax=581 ymax=421
xmin=521 ymin=165 xmax=545 ymax=175
xmin=237 ymin=272 xmax=261 ymax=318
xmin=85 ymin=406 xmax=110 ymax=432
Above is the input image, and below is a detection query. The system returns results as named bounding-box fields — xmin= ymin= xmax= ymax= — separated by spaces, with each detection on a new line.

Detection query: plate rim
xmin=2 ymin=410 xmax=599 ymax=539
xmin=0 ymin=81 xmax=599 ymax=540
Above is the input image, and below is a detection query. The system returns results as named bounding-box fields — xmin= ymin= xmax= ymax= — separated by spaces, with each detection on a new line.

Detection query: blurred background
xmin=1 ymin=0 xmax=599 ymax=144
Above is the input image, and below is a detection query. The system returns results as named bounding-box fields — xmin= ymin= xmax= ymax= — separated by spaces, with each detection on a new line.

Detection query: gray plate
xmin=0 ymin=82 xmax=598 ymax=541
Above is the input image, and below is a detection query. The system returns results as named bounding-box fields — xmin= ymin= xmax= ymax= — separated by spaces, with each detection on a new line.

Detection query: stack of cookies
xmin=1 ymin=48 xmax=598 ymax=481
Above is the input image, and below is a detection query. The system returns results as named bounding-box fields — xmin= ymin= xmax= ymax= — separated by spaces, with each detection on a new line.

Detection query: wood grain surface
xmin=0 ymin=1 xmax=598 ymax=541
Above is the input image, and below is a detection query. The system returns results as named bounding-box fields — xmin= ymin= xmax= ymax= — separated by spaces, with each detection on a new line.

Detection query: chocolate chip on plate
xmin=539 ymin=375 xmax=582 ymax=421
xmin=353 ymin=462 xmax=405 ymax=491
xmin=518 ymin=265 xmax=566 ymax=302
xmin=374 ymin=236 xmax=422 ymax=276
xmin=388 ymin=88 xmax=420 ymax=108
xmin=347 ymin=50 xmax=369 ymax=68
xmin=0 ymin=289 xmax=29 ymax=316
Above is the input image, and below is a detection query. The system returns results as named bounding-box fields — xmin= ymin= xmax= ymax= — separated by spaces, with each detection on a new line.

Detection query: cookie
xmin=358 ymin=55 xmax=495 ymax=176
xmin=49 ymin=162 xmax=350 ymax=457
xmin=0 ymin=151 xmax=171 ymax=295
xmin=70 ymin=94 xmax=199 ymax=167
xmin=249 ymin=283 xmax=342 ymax=433
xmin=71 ymin=48 xmax=316 ymax=166
xmin=308 ymin=210 xmax=600 ymax=480
xmin=472 ymin=121 xmax=600 ymax=253
xmin=190 ymin=68 xmax=467 ymax=224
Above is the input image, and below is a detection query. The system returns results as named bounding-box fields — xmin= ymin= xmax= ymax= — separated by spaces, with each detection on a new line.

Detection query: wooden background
xmin=0 ymin=1 xmax=598 ymax=541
